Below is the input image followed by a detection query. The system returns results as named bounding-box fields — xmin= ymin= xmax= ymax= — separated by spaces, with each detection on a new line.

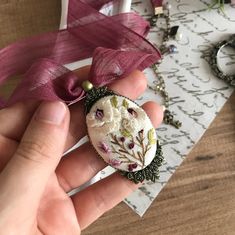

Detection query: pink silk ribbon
xmin=0 ymin=0 xmax=161 ymax=108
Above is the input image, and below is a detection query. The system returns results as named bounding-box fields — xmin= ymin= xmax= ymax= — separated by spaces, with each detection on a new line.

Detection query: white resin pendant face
xmin=86 ymin=95 xmax=157 ymax=172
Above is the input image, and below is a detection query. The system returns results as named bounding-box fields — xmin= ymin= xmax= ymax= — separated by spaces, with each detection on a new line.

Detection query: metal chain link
xmin=149 ymin=6 xmax=182 ymax=129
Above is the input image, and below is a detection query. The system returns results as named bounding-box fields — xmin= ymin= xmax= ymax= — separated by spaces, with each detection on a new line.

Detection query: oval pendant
xmin=84 ymin=85 xmax=163 ymax=183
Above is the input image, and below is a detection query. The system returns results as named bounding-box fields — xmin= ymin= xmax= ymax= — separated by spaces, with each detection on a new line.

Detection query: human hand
xmin=0 ymin=67 xmax=163 ymax=235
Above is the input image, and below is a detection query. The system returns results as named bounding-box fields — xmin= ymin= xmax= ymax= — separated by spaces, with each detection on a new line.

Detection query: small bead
xmin=82 ymin=80 xmax=93 ymax=91
xmin=176 ymin=32 xmax=183 ymax=41
xmin=132 ymin=163 xmax=138 ymax=169
xmin=157 ymin=59 xmax=162 ymax=64
xmin=156 ymin=85 xmax=161 ymax=90
xmin=163 ymin=2 xmax=171 ymax=10
xmin=128 ymin=142 xmax=135 ymax=149
xmin=128 ymin=162 xmax=138 ymax=172
xmin=128 ymin=165 xmax=133 ymax=172
xmin=168 ymin=45 xmax=177 ymax=54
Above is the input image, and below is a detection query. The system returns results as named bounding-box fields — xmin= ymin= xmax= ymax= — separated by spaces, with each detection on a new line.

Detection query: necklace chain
xmin=149 ymin=6 xmax=182 ymax=129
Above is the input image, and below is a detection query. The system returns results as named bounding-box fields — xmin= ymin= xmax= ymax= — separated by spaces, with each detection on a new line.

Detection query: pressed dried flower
xmin=128 ymin=142 xmax=135 ymax=149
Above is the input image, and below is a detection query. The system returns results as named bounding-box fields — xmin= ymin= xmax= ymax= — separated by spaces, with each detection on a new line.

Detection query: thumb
xmin=0 ymin=101 xmax=70 ymax=214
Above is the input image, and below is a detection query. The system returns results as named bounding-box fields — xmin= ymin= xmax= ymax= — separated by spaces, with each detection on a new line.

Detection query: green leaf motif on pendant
xmin=110 ymin=96 xmax=118 ymax=108
xmin=120 ymin=129 xmax=132 ymax=138
xmin=122 ymin=99 xmax=129 ymax=109
xmin=147 ymin=128 xmax=156 ymax=145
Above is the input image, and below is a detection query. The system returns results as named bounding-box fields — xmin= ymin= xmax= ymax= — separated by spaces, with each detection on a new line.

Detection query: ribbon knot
xmin=0 ymin=0 xmax=161 ymax=108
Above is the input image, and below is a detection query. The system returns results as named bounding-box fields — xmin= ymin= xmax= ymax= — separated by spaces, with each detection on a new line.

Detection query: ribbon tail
xmin=89 ymin=47 xmax=161 ymax=86
xmin=7 ymin=59 xmax=86 ymax=106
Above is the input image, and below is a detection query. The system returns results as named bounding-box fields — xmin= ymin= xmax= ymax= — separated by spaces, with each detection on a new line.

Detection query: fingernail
xmin=161 ymin=105 xmax=166 ymax=112
xmin=35 ymin=101 xmax=67 ymax=125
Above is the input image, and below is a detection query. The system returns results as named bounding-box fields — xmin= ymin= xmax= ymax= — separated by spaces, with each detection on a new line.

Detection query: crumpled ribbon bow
xmin=0 ymin=0 xmax=162 ymax=108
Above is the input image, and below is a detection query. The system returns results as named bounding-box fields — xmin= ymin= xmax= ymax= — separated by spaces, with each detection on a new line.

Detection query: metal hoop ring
xmin=209 ymin=34 xmax=235 ymax=87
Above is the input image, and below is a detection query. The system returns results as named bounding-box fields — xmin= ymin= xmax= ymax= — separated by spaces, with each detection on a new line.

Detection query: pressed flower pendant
xmin=83 ymin=81 xmax=164 ymax=184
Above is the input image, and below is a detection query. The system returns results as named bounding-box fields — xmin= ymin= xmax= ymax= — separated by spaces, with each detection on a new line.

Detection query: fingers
xmin=56 ymin=142 xmax=106 ymax=192
xmin=109 ymin=70 xmax=147 ymax=99
xmin=141 ymin=101 xmax=164 ymax=128
xmin=66 ymin=70 xmax=147 ymax=149
xmin=37 ymin=175 xmax=81 ymax=235
xmin=0 ymin=101 xmax=39 ymax=140
xmin=56 ymin=101 xmax=163 ymax=192
xmin=0 ymin=66 xmax=91 ymax=176
xmin=0 ymin=135 xmax=18 ymax=171
xmin=72 ymin=173 xmax=140 ymax=229
xmin=0 ymin=101 xmax=70 ymax=215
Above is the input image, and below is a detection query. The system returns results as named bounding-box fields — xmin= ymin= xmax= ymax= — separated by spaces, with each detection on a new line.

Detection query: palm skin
xmin=0 ymin=67 xmax=163 ymax=235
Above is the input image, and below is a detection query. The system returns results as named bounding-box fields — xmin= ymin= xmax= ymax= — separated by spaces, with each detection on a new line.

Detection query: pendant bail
xmin=82 ymin=80 xmax=94 ymax=92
